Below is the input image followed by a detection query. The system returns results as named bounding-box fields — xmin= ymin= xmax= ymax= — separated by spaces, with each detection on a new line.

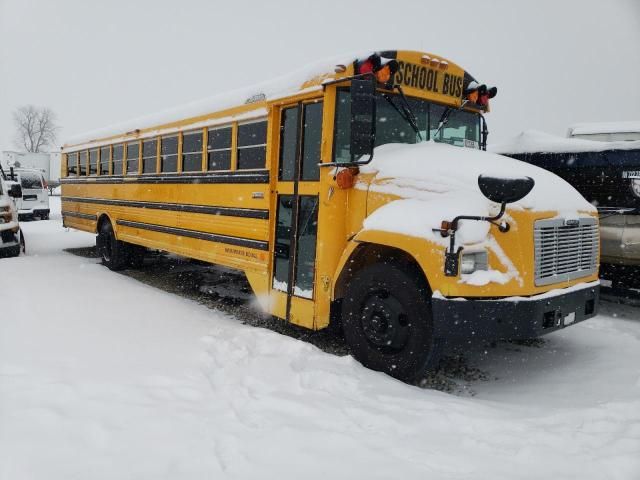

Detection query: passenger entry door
xmin=272 ymin=100 xmax=323 ymax=328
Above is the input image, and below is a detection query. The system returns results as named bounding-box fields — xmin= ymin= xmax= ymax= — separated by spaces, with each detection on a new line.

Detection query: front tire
xmin=97 ymin=221 xmax=128 ymax=271
xmin=341 ymin=262 xmax=438 ymax=382
xmin=1 ymin=245 xmax=21 ymax=258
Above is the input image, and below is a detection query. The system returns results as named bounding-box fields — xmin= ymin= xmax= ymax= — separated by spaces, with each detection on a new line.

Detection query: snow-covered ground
xmin=1 ymin=198 xmax=639 ymax=479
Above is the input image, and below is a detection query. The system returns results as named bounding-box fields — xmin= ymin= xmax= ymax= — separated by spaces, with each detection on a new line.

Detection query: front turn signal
xmin=335 ymin=168 xmax=358 ymax=189
xmin=335 ymin=168 xmax=358 ymax=190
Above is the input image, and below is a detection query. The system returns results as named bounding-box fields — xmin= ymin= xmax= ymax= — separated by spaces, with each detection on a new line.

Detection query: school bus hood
xmin=359 ymin=141 xmax=596 ymax=247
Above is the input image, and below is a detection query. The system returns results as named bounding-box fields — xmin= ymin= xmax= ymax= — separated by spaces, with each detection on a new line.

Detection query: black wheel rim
xmin=360 ymin=289 xmax=410 ymax=352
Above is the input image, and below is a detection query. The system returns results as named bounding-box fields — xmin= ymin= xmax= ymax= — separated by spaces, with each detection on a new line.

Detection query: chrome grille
xmin=534 ymin=217 xmax=599 ymax=286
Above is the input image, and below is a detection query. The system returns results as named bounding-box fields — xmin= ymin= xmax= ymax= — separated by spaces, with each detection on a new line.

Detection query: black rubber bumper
xmin=431 ymin=283 xmax=600 ymax=341
xmin=0 ymin=229 xmax=19 ymax=245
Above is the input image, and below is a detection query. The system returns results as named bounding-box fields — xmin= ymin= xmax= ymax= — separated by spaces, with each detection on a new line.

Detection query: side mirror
xmin=350 ymin=76 xmax=376 ymax=162
xmin=7 ymin=182 xmax=22 ymax=198
xmin=478 ymin=175 xmax=535 ymax=204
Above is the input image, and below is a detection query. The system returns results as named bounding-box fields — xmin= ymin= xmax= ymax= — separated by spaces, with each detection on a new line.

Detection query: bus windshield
xmin=333 ymin=89 xmax=481 ymax=163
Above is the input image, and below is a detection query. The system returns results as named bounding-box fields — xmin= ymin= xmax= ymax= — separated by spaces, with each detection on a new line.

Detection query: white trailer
xmin=568 ymin=121 xmax=640 ymax=142
xmin=1 ymin=151 xmax=52 ymax=182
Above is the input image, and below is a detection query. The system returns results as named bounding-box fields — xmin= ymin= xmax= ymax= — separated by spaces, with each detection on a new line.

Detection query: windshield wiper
xmin=433 ymin=100 xmax=469 ymax=140
xmin=381 ymin=87 xmax=423 ymax=142
xmin=394 ymin=85 xmax=423 ymax=142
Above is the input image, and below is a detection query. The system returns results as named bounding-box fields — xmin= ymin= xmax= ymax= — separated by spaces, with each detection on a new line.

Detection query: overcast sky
xmin=1 ymin=0 xmax=639 ymax=153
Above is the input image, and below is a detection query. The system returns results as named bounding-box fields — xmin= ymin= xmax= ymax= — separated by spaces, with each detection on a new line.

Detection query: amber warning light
xmin=464 ymin=81 xmax=497 ymax=107
xmin=355 ymin=54 xmax=398 ymax=87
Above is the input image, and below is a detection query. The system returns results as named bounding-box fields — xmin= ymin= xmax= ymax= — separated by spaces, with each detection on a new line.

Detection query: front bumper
xmin=431 ymin=282 xmax=599 ymax=341
xmin=19 ymin=208 xmax=49 ymax=216
xmin=0 ymin=228 xmax=20 ymax=249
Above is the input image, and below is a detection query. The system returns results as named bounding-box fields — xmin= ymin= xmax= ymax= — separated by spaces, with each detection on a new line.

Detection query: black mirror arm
xmin=351 ymin=151 xmax=374 ymax=166
xmin=450 ymin=198 xmax=508 ymax=240
xmin=432 ymin=202 xmax=509 ymax=240
xmin=434 ymin=202 xmax=510 ymax=277
xmin=480 ymin=114 xmax=489 ymax=151
xmin=321 ymin=72 xmax=376 ymax=90
xmin=450 ymin=201 xmax=508 ymax=232
xmin=319 ymin=157 xmax=373 ymax=168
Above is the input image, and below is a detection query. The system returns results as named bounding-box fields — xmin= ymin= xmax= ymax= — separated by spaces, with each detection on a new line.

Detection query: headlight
xmin=460 ymin=251 xmax=488 ymax=274
xmin=630 ymin=178 xmax=640 ymax=198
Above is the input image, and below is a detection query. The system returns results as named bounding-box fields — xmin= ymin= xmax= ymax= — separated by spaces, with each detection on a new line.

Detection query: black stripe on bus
xmin=62 ymin=196 xmax=269 ymax=220
xmin=116 ymin=219 xmax=269 ymax=251
xmin=61 ymin=211 xmax=97 ymax=221
xmin=59 ymin=170 xmax=269 ymax=185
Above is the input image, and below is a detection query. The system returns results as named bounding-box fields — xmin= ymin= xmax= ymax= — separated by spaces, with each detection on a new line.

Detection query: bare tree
xmin=12 ymin=105 xmax=59 ymax=153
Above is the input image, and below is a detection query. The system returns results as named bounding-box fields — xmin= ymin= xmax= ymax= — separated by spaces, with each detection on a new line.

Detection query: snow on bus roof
xmin=63 ymin=51 xmax=374 ymax=149
xmin=568 ymin=120 xmax=640 ymax=136
xmin=489 ymin=130 xmax=640 ymax=155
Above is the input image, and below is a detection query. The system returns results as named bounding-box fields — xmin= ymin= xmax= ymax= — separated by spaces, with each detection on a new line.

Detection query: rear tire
xmin=127 ymin=244 xmax=146 ymax=268
xmin=341 ymin=262 xmax=438 ymax=382
xmin=97 ymin=221 xmax=129 ymax=271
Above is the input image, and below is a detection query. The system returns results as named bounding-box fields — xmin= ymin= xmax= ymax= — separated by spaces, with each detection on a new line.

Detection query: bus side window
xmin=142 ymin=139 xmax=157 ymax=174
xmin=279 ymin=107 xmax=298 ymax=181
xmin=161 ymin=135 xmax=178 ymax=173
xmin=79 ymin=150 xmax=88 ymax=176
xmin=333 ymin=90 xmax=351 ymax=163
xmin=301 ymin=102 xmax=322 ymax=181
xmin=237 ymin=120 xmax=267 ymax=170
xmin=66 ymin=153 xmax=78 ymax=176
xmin=89 ymin=148 xmax=98 ymax=175
xmin=279 ymin=102 xmax=322 ymax=181
xmin=112 ymin=144 xmax=124 ymax=175
xmin=273 ymin=195 xmax=294 ymax=292
xmin=293 ymin=196 xmax=319 ymax=298
xmin=182 ymin=131 xmax=203 ymax=172
xmin=207 ymin=127 xmax=232 ymax=171
xmin=99 ymin=146 xmax=110 ymax=175
xmin=126 ymin=141 xmax=140 ymax=175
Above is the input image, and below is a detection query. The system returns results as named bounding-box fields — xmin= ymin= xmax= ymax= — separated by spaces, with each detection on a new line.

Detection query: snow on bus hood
xmin=360 ymin=141 xmax=595 ymax=247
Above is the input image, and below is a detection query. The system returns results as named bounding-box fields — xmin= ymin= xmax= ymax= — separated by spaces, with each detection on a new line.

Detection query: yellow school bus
xmin=61 ymin=50 xmax=600 ymax=381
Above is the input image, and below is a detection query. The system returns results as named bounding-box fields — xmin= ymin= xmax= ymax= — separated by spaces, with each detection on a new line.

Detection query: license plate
xmin=563 ymin=312 xmax=576 ymax=326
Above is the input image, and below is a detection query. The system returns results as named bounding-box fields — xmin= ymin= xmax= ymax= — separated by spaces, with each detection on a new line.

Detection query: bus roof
xmin=63 ymin=50 xmax=482 ymax=151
